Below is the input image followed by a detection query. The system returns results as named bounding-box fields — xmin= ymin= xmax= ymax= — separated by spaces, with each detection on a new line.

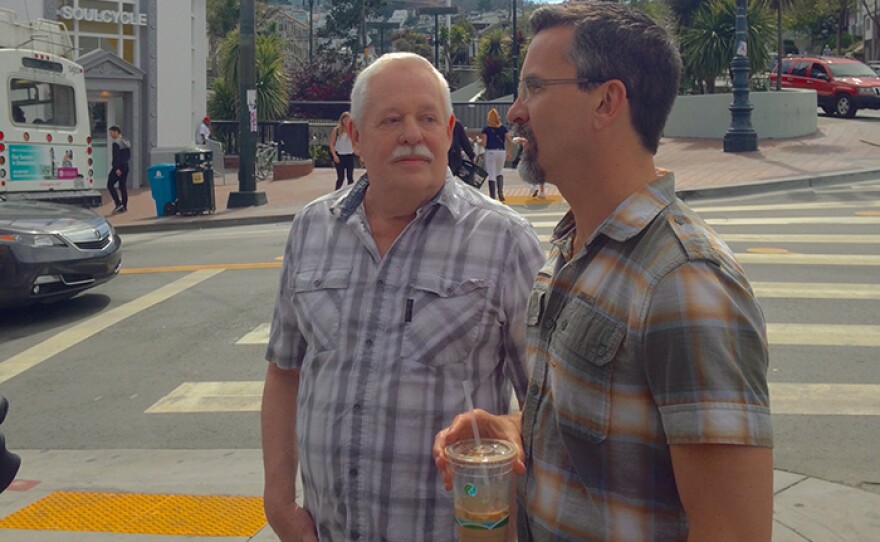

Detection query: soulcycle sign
xmin=57 ymin=6 xmax=148 ymax=26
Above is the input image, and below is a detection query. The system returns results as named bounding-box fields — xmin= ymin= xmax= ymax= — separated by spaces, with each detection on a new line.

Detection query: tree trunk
xmin=776 ymin=6 xmax=783 ymax=91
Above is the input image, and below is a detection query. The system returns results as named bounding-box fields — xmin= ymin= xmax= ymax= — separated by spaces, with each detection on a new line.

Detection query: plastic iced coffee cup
xmin=445 ymin=439 xmax=516 ymax=542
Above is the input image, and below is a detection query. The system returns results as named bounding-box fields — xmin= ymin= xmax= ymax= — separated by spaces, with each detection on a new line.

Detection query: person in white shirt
xmin=330 ymin=111 xmax=357 ymax=190
xmin=196 ymin=116 xmax=211 ymax=145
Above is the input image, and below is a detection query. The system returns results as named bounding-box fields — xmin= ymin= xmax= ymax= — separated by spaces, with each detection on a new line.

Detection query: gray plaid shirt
xmin=266 ymin=172 xmax=545 ymax=541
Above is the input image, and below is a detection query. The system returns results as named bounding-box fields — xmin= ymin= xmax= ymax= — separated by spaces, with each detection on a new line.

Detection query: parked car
xmin=0 ymin=199 xmax=122 ymax=309
xmin=769 ymin=56 xmax=880 ymax=118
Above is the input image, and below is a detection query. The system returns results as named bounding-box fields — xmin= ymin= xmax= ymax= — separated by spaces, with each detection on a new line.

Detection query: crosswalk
xmin=131 ymin=190 xmax=880 ymax=417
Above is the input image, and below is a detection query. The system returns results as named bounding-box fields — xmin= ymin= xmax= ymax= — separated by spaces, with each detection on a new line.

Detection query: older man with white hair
xmin=260 ymin=52 xmax=545 ymax=542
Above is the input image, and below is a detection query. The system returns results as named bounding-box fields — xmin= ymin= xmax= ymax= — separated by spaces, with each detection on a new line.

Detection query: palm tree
xmin=680 ymin=0 xmax=775 ymax=93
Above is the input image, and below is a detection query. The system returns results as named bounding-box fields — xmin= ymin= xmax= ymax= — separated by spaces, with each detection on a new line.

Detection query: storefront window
xmin=58 ymin=0 xmax=143 ymax=67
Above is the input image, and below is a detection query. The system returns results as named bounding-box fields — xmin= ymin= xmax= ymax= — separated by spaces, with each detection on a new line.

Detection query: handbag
xmin=457 ymin=159 xmax=488 ymax=189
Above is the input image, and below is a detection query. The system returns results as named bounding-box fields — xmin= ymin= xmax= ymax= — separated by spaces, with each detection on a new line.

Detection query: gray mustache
xmin=391 ymin=145 xmax=434 ymax=161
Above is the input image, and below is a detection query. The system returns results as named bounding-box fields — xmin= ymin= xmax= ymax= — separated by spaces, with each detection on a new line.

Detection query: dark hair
xmin=109 ymin=125 xmax=121 ymax=133
xmin=530 ymin=2 xmax=681 ymax=154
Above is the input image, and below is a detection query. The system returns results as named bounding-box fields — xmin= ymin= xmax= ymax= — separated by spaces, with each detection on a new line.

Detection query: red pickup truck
xmin=769 ymin=56 xmax=880 ymax=118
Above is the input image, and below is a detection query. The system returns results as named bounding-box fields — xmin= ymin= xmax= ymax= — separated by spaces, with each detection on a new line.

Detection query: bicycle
xmin=255 ymin=141 xmax=278 ymax=181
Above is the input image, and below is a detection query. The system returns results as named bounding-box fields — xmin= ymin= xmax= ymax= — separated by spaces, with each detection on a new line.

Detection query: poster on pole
xmin=247 ymin=89 xmax=257 ymax=133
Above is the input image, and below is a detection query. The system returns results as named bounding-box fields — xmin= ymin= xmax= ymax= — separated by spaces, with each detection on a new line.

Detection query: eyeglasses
xmin=517 ymin=77 xmax=609 ymax=103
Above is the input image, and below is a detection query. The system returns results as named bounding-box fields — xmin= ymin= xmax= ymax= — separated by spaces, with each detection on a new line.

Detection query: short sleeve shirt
xmin=482 ymin=126 xmax=508 ymax=150
xmin=266 ymin=172 xmax=546 ymax=541
xmin=517 ymin=173 xmax=773 ymax=541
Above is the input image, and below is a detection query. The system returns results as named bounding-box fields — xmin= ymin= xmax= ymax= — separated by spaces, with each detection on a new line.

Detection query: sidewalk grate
xmin=0 ymin=491 xmax=266 ymax=536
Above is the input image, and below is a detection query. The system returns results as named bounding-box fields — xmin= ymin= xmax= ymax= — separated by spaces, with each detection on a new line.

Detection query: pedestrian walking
xmin=480 ymin=108 xmax=512 ymax=201
xmin=196 ymin=116 xmax=211 ymax=145
xmin=260 ymin=52 xmax=545 ymax=542
xmin=448 ymin=118 xmax=475 ymax=180
xmin=330 ymin=111 xmax=357 ymax=190
xmin=435 ymin=3 xmax=774 ymax=541
xmin=107 ymin=126 xmax=131 ymax=214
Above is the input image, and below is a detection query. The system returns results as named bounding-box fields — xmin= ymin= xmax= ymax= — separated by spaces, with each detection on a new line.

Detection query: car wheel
xmin=821 ymin=105 xmax=836 ymax=116
xmin=835 ymin=94 xmax=857 ymax=118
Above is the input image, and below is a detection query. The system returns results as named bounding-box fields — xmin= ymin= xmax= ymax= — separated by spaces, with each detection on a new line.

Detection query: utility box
xmin=275 ymin=121 xmax=309 ymax=159
xmin=174 ymin=150 xmax=214 ymax=215
xmin=147 ymin=163 xmax=177 ymax=216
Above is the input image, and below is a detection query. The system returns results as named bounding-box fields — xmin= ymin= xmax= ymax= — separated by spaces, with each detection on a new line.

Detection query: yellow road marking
xmin=0 ymin=491 xmax=265 ymax=536
xmin=121 ymin=262 xmax=281 ymax=274
xmin=855 ymin=210 xmax=880 ymax=216
xmin=0 ymin=270 xmax=223 ymax=384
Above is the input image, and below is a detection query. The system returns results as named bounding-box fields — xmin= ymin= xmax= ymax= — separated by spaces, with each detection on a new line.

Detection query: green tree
xmin=320 ymin=0 xmax=386 ymax=68
xmin=680 ymin=0 xmax=774 ymax=93
xmin=208 ymin=30 xmax=290 ymax=121
xmin=758 ymin=0 xmax=801 ymax=90
xmin=391 ymin=29 xmax=432 ymax=61
xmin=476 ymin=26 xmax=525 ymax=100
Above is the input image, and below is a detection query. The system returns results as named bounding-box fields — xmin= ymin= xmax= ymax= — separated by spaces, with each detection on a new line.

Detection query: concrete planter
xmin=273 ymin=159 xmax=314 ymax=180
xmin=663 ymin=89 xmax=817 ymax=139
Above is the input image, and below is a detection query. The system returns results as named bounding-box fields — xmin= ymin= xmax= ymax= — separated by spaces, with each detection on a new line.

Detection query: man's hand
xmin=332 ymin=155 xmax=340 ymax=164
xmin=263 ymin=499 xmax=318 ymax=542
xmin=433 ymin=409 xmax=525 ymax=491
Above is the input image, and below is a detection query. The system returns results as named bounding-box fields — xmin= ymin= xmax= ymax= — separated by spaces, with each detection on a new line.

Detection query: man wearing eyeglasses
xmin=435 ymin=3 xmax=774 ymax=541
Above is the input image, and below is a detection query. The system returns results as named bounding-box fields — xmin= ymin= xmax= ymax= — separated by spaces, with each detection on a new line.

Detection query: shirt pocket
xmin=549 ymin=295 xmax=625 ymax=444
xmin=291 ymin=268 xmax=351 ymax=352
xmin=402 ymin=274 xmax=490 ymax=367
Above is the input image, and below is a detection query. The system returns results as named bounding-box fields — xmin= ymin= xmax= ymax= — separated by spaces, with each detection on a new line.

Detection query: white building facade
xmin=0 ymin=0 xmax=208 ymax=187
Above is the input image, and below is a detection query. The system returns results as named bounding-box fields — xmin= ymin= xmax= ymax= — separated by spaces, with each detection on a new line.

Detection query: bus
xmin=0 ymin=8 xmax=98 ymax=206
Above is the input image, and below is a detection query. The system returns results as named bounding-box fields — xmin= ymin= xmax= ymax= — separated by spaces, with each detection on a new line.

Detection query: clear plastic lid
xmin=445 ymin=439 xmax=517 ymax=466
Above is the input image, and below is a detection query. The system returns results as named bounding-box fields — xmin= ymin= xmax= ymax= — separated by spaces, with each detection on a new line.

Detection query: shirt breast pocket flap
xmin=550 ymin=296 xmax=625 ymax=444
xmin=291 ymin=269 xmax=351 ymax=351
xmin=402 ymin=274 xmax=490 ymax=366
xmin=526 ymin=280 xmax=550 ymax=327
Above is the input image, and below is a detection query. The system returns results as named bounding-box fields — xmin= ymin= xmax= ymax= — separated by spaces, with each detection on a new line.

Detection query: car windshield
xmin=828 ymin=62 xmax=877 ymax=78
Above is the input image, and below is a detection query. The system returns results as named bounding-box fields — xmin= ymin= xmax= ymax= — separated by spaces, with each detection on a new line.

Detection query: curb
xmin=676 ymin=167 xmax=880 ymax=201
xmin=113 ymin=168 xmax=880 ymax=234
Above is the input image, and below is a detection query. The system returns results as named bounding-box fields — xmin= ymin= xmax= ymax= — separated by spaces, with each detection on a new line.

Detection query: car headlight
xmin=859 ymin=87 xmax=874 ymax=95
xmin=0 ymin=231 xmax=67 ymax=247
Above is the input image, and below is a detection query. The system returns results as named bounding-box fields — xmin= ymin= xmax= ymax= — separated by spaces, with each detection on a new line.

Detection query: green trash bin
xmin=174 ymin=150 xmax=215 ymax=215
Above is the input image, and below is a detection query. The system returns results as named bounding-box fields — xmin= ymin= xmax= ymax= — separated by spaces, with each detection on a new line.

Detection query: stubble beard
xmin=517 ymin=134 xmax=546 ymax=187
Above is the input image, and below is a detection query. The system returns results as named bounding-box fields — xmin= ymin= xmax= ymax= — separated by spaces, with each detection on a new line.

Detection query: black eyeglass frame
xmin=517 ymin=77 xmax=610 ymax=103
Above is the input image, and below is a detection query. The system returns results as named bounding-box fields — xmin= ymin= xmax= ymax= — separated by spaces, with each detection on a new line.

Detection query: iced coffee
xmin=445 ymin=439 xmax=516 ymax=542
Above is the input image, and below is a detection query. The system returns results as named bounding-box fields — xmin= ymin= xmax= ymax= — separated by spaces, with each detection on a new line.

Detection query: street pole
xmin=228 ymin=0 xmax=267 ymax=208
xmin=417 ymin=6 xmax=457 ymax=70
xmin=512 ymin=0 xmax=518 ymax=100
xmin=307 ymin=0 xmax=313 ymax=64
xmin=723 ymin=0 xmax=758 ymax=153
xmin=433 ymin=14 xmax=440 ymax=67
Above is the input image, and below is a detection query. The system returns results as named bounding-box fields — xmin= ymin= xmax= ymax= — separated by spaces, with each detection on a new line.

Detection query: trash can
xmin=174 ymin=150 xmax=215 ymax=215
xmin=275 ymin=121 xmax=309 ymax=159
xmin=147 ymin=163 xmax=177 ymax=216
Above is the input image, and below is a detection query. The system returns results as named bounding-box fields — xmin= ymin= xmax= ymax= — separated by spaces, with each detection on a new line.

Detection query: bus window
xmin=9 ymin=78 xmax=77 ymax=128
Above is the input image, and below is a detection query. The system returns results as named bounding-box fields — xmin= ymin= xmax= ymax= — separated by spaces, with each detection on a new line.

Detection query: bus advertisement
xmin=0 ymin=9 xmax=98 ymax=206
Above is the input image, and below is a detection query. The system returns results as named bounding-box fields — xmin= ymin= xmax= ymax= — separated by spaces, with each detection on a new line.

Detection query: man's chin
xmin=518 ymin=159 xmax=546 ymax=187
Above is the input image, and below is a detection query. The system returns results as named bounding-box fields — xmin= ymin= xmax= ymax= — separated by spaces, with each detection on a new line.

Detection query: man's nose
xmin=507 ymin=97 xmax=527 ymax=125
xmin=399 ymin=116 xmax=424 ymax=145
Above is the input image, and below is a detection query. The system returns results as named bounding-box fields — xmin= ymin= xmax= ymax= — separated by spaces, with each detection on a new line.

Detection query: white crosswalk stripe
xmin=152 ymin=195 xmax=880 ymax=416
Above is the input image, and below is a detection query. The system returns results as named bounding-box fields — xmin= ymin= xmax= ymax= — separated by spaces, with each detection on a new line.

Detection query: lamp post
xmin=367 ymin=21 xmax=398 ymax=57
xmin=512 ymin=0 xmax=519 ymax=100
xmin=417 ymin=6 xmax=457 ymax=69
xmin=228 ymin=0 xmax=267 ymax=208
xmin=305 ymin=0 xmax=314 ymax=63
xmin=723 ymin=0 xmax=758 ymax=153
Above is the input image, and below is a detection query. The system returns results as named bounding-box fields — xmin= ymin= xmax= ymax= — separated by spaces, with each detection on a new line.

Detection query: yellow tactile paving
xmin=0 ymin=491 xmax=266 ymax=537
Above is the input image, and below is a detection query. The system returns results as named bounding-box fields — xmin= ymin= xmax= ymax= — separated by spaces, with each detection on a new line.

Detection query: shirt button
xmin=351 ymin=532 xmax=360 ymax=540
xmin=365 ymin=339 xmax=373 ymax=347
xmin=377 ymin=279 xmax=384 ymax=287
xmin=353 ymin=403 xmax=363 ymax=413
xmin=529 ymin=384 xmax=539 ymax=396
xmin=349 ymin=468 xmax=358 ymax=477
xmin=543 ymin=318 xmax=555 ymax=330
xmin=446 ymin=287 xmax=454 ymax=294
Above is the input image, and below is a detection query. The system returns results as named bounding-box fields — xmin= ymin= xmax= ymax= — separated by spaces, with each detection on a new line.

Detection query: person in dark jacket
xmin=448 ymin=119 xmax=475 ymax=180
xmin=107 ymin=126 xmax=131 ymax=214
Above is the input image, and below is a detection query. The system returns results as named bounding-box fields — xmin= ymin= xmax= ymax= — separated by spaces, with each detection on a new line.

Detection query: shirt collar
xmin=330 ymin=169 xmax=464 ymax=222
xmin=551 ymin=171 xmax=676 ymax=247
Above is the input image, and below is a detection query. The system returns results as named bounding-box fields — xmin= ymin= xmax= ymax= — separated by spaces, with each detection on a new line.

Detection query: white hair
xmin=349 ymin=53 xmax=453 ymax=126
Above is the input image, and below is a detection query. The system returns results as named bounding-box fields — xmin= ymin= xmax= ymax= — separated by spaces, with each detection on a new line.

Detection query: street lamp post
xmin=367 ymin=21 xmax=398 ymax=57
xmin=723 ymin=0 xmax=758 ymax=153
xmin=417 ymin=6 xmax=457 ymax=69
xmin=228 ymin=0 xmax=267 ymax=208
xmin=306 ymin=0 xmax=314 ymax=63
xmin=512 ymin=0 xmax=519 ymax=100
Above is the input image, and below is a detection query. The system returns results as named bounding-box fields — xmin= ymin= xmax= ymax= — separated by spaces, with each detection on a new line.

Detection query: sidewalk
xmin=103 ymin=114 xmax=880 ymax=233
xmin=3 ymin=116 xmax=878 ymax=541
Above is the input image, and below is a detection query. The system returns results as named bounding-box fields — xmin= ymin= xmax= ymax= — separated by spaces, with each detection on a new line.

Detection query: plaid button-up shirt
xmin=518 ymin=173 xmax=773 ymax=541
xmin=266 ymin=172 xmax=545 ymax=542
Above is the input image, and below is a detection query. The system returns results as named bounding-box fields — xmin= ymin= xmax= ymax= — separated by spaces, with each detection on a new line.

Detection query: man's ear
xmin=447 ymin=114 xmax=455 ymax=139
xmin=593 ymin=80 xmax=628 ymax=130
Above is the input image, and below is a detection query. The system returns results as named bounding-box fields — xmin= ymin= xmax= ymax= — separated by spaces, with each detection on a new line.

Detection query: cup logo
xmin=465 ymin=483 xmax=477 ymax=497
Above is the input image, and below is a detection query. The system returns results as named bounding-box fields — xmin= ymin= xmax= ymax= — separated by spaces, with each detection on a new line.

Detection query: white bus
xmin=0 ymin=9 xmax=97 ymax=205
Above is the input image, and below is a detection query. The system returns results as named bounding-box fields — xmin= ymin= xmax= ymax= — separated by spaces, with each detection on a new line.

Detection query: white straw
xmin=462 ymin=380 xmax=483 ymax=449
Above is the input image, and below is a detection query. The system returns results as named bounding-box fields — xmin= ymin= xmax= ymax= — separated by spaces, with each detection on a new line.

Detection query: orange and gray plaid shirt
xmin=517 ymin=173 xmax=773 ymax=541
